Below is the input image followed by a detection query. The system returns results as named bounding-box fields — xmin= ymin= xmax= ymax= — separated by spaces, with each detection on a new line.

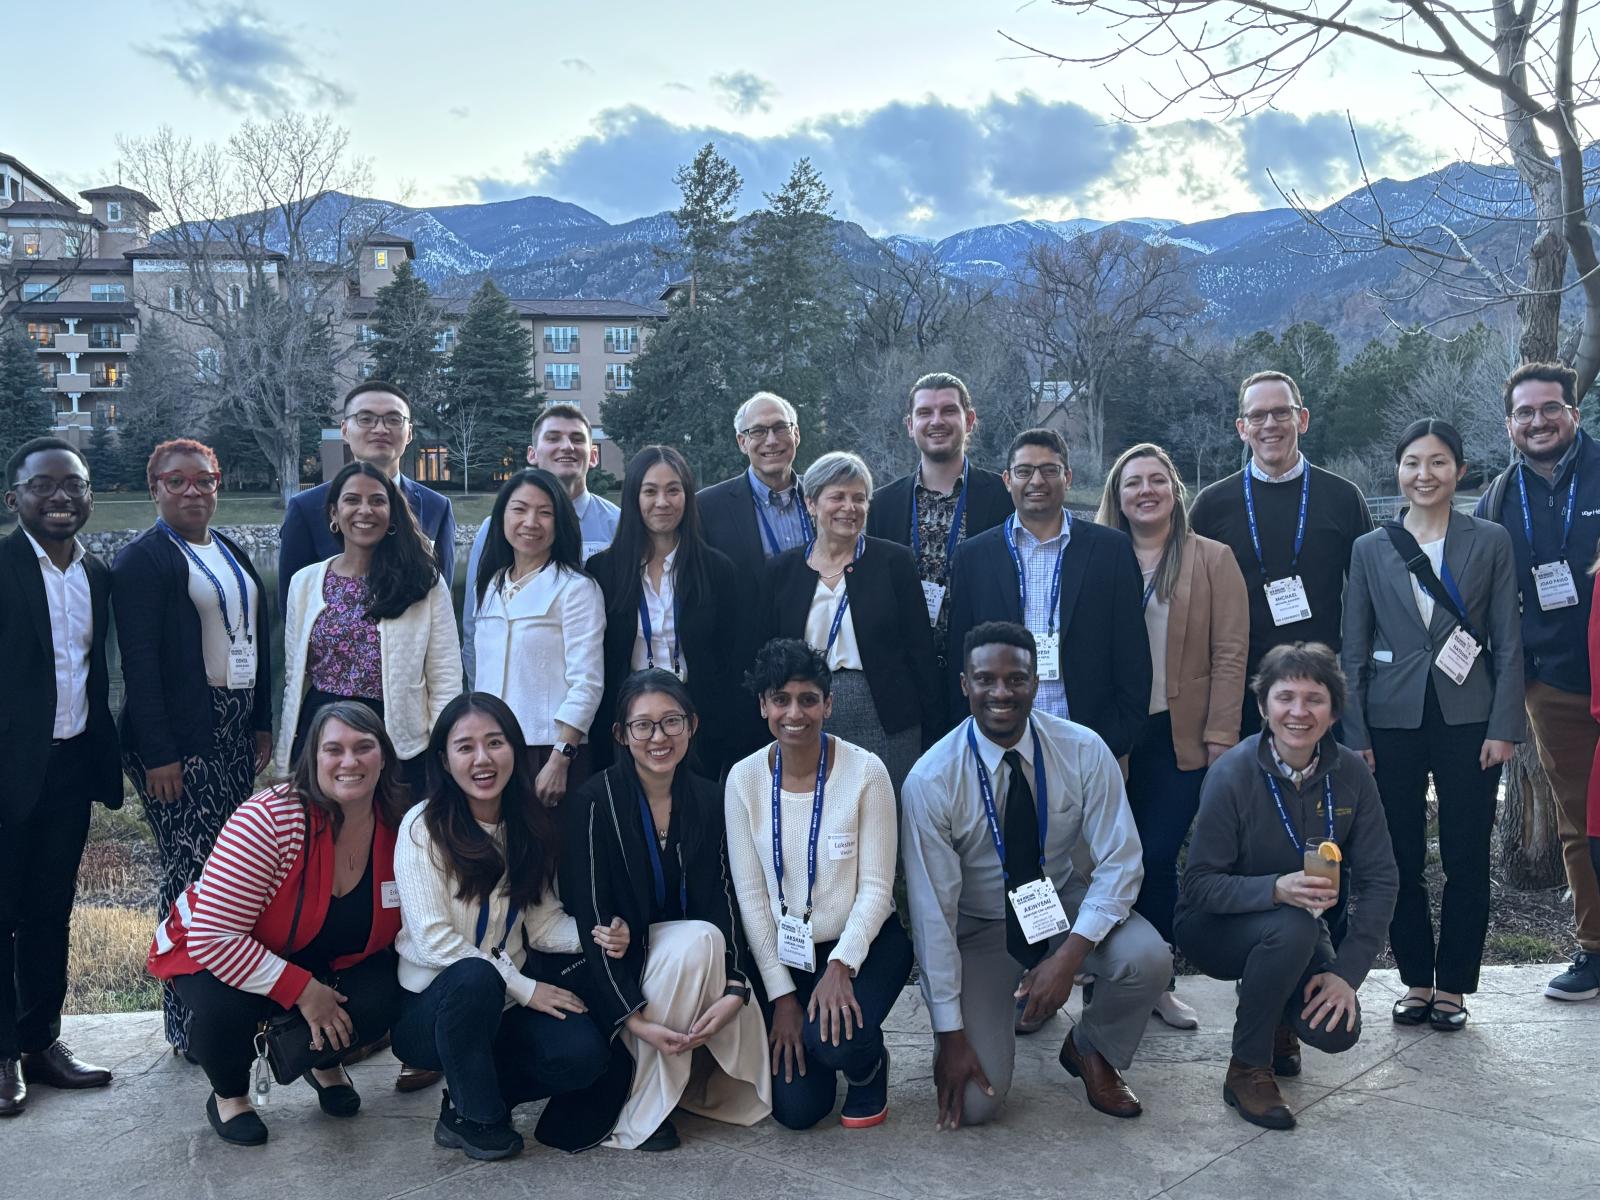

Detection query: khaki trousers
xmin=1526 ymin=681 xmax=1600 ymax=951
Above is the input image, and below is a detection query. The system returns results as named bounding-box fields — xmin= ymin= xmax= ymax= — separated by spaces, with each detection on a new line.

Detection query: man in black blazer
xmin=277 ymin=380 xmax=456 ymax=611
xmin=945 ymin=428 xmax=1151 ymax=760
xmin=1 ymin=438 xmax=124 ymax=1115
xmin=697 ymin=391 xmax=810 ymax=579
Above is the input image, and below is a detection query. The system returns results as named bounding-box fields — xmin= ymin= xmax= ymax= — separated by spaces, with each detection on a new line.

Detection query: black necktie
xmin=1001 ymin=749 xmax=1046 ymax=969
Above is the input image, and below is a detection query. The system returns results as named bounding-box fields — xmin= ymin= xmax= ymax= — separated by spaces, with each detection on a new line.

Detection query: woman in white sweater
xmin=473 ymin=467 xmax=606 ymax=806
xmin=392 ymin=692 xmax=629 ymax=1161
xmin=724 ymin=638 xmax=913 ymax=1131
xmin=275 ymin=461 xmax=460 ymax=795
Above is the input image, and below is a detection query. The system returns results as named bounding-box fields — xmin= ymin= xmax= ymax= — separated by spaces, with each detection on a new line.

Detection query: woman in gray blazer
xmin=1341 ymin=419 xmax=1524 ymax=1032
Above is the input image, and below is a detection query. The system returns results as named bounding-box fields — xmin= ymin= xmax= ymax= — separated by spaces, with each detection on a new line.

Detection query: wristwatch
xmin=723 ymin=982 xmax=752 ymax=1004
xmin=553 ymin=741 xmax=578 ymax=760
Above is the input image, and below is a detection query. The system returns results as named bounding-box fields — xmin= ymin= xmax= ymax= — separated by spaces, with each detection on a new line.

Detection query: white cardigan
xmin=273 ymin=559 xmax=462 ymax=772
xmin=473 ymin=564 xmax=605 ymax=745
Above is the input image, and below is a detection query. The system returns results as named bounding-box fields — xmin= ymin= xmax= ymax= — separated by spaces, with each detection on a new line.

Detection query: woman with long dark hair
xmin=275 ymin=461 xmax=460 ymax=793
xmin=474 ymin=468 xmax=605 ymax=805
xmin=562 ymin=669 xmax=770 ymax=1151
xmin=588 ymin=447 xmax=748 ymax=774
xmin=391 ymin=692 xmax=630 ymax=1161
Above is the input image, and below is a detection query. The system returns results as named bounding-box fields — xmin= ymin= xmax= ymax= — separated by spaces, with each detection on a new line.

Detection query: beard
xmin=918 ymin=437 xmax=963 ymax=465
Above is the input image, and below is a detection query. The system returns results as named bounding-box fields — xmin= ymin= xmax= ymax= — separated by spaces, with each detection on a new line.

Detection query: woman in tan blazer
xmin=1098 ymin=443 xmax=1248 ymax=1029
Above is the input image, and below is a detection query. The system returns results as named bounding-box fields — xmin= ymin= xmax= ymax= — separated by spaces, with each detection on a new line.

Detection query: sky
xmin=8 ymin=0 xmax=1515 ymax=239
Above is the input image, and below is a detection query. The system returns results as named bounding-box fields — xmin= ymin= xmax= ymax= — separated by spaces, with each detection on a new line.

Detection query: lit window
xmin=545 ymin=363 xmax=580 ymax=391
xmin=106 ymin=201 xmax=123 ymax=223
xmin=25 ymin=322 xmax=56 ymax=347
xmin=604 ymin=325 xmax=639 ymax=353
xmin=606 ymin=363 xmax=634 ymax=391
xmin=543 ymin=326 xmax=578 ymax=353
xmin=90 ymin=283 xmax=127 ymax=303
xmin=22 ymin=234 xmax=40 ymax=257
xmin=373 ymin=248 xmax=389 ymax=270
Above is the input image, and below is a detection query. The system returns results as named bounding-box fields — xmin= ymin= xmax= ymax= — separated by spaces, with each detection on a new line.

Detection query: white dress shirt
xmin=631 ymin=548 xmax=685 ymax=678
xmin=25 ymin=529 xmax=92 ymax=739
xmin=803 ymin=576 xmax=864 ymax=671
xmin=1248 ymin=451 xmax=1307 ymax=483
xmin=1010 ymin=516 xmax=1070 ymax=719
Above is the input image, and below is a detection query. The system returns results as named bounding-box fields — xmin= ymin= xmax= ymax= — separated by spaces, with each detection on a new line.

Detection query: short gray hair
xmin=733 ymin=391 xmax=798 ymax=434
xmin=802 ymin=450 xmax=873 ymax=500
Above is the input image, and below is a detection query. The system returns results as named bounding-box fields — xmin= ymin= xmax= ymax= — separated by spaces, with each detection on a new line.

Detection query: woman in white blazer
xmin=275 ymin=461 xmax=461 ymax=795
xmin=473 ymin=467 xmax=605 ymax=805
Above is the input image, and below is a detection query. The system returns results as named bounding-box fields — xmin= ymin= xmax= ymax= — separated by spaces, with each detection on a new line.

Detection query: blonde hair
xmin=1095 ymin=442 xmax=1189 ymax=604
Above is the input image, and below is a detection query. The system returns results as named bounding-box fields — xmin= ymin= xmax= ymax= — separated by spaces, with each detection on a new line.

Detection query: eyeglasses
xmin=625 ymin=714 xmax=690 ymax=741
xmin=1510 ymin=401 xmax=1573 ymax=426
xmin=157 ymin=472 xmax=221 ymax=495
xmin=739 ymin=422 xmax=795 ymax=443
xmin=347 ymin=412 xmax=409 ymax=431
xmin=16 ymin=475 xmax=90 ymax=498
xmin=1007 ymin=464 xmax=1065 ymax=482
xmin=1241 ymin=406 xmax=1302 ymax=428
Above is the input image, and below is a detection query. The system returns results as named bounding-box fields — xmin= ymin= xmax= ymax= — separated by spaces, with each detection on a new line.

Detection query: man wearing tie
xmin=902 ymin=622 xmax=1168 ymax=1128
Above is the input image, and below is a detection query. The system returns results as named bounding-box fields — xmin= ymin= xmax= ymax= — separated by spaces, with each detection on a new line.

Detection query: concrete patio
xmin=3 ymin=964 xmax=1592 ymax=1199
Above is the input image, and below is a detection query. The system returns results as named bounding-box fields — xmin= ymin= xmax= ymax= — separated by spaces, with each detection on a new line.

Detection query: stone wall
xmin=81 ymin=521 xmax=483 ymax=565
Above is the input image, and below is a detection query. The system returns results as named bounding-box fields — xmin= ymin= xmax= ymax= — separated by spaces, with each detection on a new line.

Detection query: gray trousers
xmin=955 ymin=892 xmax=1170 ymax=1126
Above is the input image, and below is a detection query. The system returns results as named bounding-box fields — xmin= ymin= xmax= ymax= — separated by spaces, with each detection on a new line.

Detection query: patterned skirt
xmin=823 ymin=669 xmax=920 ymax=798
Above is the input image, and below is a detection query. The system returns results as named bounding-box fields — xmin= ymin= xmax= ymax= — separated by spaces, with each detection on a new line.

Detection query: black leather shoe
xmin=206 ymin=1093 xmax=268 ymax=1146
xmin=0 ymin=1059 xmax=24 ymax=1116
xmin=639 ymin=1117 xmax=680 ymax=1152
xmin=1428 ymin=999 xmax=1469 ymax=1032
xmin=303 ymin=1068 xmax=361 ymax=1117
xmin=20 ymin=1041 xmax=111 ymax=1089
xmin=1392 ymin=997 xmax=1432 ymax=1026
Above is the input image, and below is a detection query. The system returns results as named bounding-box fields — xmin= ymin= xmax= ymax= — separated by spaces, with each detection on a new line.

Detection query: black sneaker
xmin=840 ymin=1047 xmax=889 ymax=1128
xmin=1545 ymin=952 xmax=1600 ymax=1001
xmin=433 ymin=1090 xmax=524 ymax=1160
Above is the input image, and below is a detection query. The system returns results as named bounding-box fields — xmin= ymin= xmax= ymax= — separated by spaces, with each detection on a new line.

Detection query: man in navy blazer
xmin=277 ymin=380 xmax=456 ymax=611
xmin=698 ymin=391 xmax=812 ymax=579
xmin=945 ymin=428 xmax=1151 ymax=760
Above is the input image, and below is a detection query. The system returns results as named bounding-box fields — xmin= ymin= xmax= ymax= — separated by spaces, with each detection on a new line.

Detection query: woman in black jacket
xmin=112 ymin=438 xmax=272 ymax=1055
xmin=587 ymin=446 xmax=750 ymax=774
xmin=561 ymin=669 xmax=770 ymax=1152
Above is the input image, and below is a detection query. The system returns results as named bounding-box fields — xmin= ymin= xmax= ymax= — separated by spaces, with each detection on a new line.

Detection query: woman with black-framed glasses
xmin=113 ymin=438 xmax=273 ymax=1057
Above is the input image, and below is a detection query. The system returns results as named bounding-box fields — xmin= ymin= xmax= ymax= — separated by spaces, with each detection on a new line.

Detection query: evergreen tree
xmin=369 ymin=259 xmax=443 ymax=415
xmin=0 ymin=322 xmax=51 ymax=458
xmin=118 ymin=320 xmax=205 ymax=489
xmin=669 ymin=143 xmax=743 ymax=309
xmin=85 ymin=412 xmax=123 ymax=490
xmin=439 ymin=281 xmax=536 ymax=493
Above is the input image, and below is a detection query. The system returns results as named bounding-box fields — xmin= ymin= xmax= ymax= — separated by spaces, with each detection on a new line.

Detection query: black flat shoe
xmin=639 ymin=1117 xmax=680 ymax=1152
xmin=1428 ymin=1000 xmax=1469 ymax=1032
xmin=1392 ymin=997 xmax=1433 ymax=1026
xmin=303 ymin=1068 xmax=362 ymax=1117
xmin=206 ymin=1093 xmax=268 ymax=1145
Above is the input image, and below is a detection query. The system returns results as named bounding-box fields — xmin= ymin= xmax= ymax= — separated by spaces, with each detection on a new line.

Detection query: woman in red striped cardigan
xmin=148 ymin=701 xmax=409 ymax=1145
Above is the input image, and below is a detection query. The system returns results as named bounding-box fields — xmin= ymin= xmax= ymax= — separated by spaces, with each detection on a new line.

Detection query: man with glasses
xmin=0 ymin=438 xmax=123 ymax=1116
xmin=698 ymin=391 xmax=809 ymax=578
xmin=1190 ymin=371 xmax=1373 ymax=736
xmin=1474 ymin=361 xmax=1600 ymax=1001
xmin=277 ymin=380 xmax=456 ymax=613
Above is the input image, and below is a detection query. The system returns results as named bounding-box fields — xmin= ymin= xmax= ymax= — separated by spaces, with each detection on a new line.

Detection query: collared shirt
xmin=1011 ymin=517 xmax=1071 ymax=719
xmin=24 ymin=529 xmax=92 ymax=739
xmin=804 ymin=576 xmax=864 ymax=671
xmin=912 ymin=468 xmax=967 ymax=651
xmin=1514 ymin=429 xmax=1584 ymax=481
xmin=900 ymin=711 xmax=1145 ymax=1033
xmin=1268 ymin=735 xmax=1321 ymax=788
xmin=1249 ymin=451 xmax=1307 ymax=483
xmin=572 ymin=489 xmax=623 ymax=562
xmin=747 ymin=465 xmax=807 ymax=557
xmin=630 ymin=547 xmax=684 ymax=677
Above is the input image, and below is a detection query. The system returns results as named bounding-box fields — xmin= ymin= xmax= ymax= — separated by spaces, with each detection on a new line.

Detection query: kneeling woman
xmin=724 ymin=639 xmax=913 ymax=1130
xmin=147 ymin=701 xmax=407 ymax=1146
xmin=563 ymin=669 xmax=772 ymax=1151
xmin=392 ymin=693 xmax=629 ymax=1161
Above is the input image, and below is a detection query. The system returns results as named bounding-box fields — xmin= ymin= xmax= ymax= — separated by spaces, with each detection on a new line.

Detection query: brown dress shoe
xmin=395 ymin=1065 xmax=444 ymax=1093
xmin=1058 ymin=1030 xmax=1142 ymax=1118
xmin=0 ymin=1059 xmax=25 ymax=1116
xmin=341 ymin=1031 xmax=392 ymax=1067
xmin=20 ymin=1041 xmax=111 ymax=1089
xmin=1224 ymin=1058 xmax=1295 ymax=1130
xmin=1272 ymin=1024 xmax=1301 ymax=1077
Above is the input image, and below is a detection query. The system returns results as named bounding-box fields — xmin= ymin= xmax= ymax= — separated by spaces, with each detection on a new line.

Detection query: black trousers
xmin=0 ymin=738 xmax=95 ymax=1059
xmin=1176 ymin=906 xmax=1361 ymax=1069
xmin=1369 ymin=681 xmax=1500 ymax=995
xmin=1126 ymin=711 xmax=1206 ymax=949
xmin=171 ymin=948 xmax=402 ymax=1099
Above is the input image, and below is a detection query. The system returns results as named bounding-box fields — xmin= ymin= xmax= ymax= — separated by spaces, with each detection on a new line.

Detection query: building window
xmin=102 ymin=403 xmax=119 ymax=426
xmin=62 ymin=234 xmax=82 ymax=258
xmin=195 ymin=347 xmax=221 ymax=380
xmin=416 ymin=446 xmax=451 ymax=482
xmin=545 ymin=363 xmax=581 ymax=391
xmin=543 ymin=326 xmax=578 ymax=353
xmin=90 ymin=283 xmax=127 ymax=304
xmin=434 ymin=326 xmax=458 ymax=353
xmin=168 ymin=284 xmax=187 ymax=310
xmin=373 ymin=248 xmax=389 ymax=270
xmin=25 ymin=322 xmax=56 ymax=347
xmin=92 ymin=363 xmax=124 ymax=388
xmin=21 ymin=282 xmax=58 ymax=302
xmin=606 ymin=363 xmax=634 ymax=391
xmin=89 ymin=324 xmax=123 ymax=349
xmin=106 ymin=201 xmax=123 ymax=223
xmin=229 ymin=284 xmax=244 ymax=311
xmin=604 ymin=325 xmax=639 ymax=353
xmin=21 ymin=233 xmax=39 ymax=257
xmin=359 ymin=361 xmax=377 ymax=379
xmin=357 ymin=323 xmax=375 ymax=344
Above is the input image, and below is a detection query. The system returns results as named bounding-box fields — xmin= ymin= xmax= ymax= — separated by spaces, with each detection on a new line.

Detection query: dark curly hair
xmin=743 ymin=637 xmax=831 ymax=699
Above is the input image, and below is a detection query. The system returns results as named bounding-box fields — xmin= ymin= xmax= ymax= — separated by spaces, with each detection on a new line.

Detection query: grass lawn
xmin=82 ymin=490 xmax=504 ymax=535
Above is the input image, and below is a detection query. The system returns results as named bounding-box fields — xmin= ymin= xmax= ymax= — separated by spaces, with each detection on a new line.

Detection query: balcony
xmin=53 ymin=372 xmax=90 ymax=391
xmin=88 ymin=330 xmax=137 ymax=352
xmin=89 ymin=369 xmax=127 ymax=389
xmin=53 ymin=332 xmax=88 ymax=354
xmin=542 ymin=337 xmax=580 ymax=354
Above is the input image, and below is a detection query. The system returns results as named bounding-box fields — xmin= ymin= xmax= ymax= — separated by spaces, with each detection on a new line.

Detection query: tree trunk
xmin=276 ymin=439 xmax=299 ymax=509
xmin=1495 ymin=740 xmax=1567 ymax=889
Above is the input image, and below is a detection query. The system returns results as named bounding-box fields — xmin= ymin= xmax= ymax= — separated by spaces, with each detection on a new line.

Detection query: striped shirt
xmin=1012 ymin=517 xmax=1071 ymax=720
xmin=748 ymin=466 xmax=808 ymax=557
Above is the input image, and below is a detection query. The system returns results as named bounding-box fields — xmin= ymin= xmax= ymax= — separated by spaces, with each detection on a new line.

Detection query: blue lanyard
xmin=807 ymin=534 xmax=865 ymax=654
xmin=967 ymin=718 xmax=1049 ymax=882
xmin=635 ymin=785 xmax=687 ymax=915
xmin=1242 ymin=466 xmax=1310 ymax=581
xmin=158 ymin=519 xmax=251 ymax=644
xmin=1141 ymin=573 xmax=1157 ymax=610
xmin=1003 ymin=511 xmax=1070 ymax=635
xmin=911 ymin=458 xmax=971 ymax=566
xmin=637 ymin=571 xmax=680 ymax=676
xmin=1515 ymin=460 xmax=1580 ymax=564
xmin=1261 ymin=770 xmax=1336 ymax=855
xmin=771 ymin=733 xmax=829 ymax=918
xmin=754 ymin=484 xmax=814 ymax=555
xmin=1437 ymin=555 xmax=1477 ymax=639
xmin=474 ymin=893 xmax=516 ymax=954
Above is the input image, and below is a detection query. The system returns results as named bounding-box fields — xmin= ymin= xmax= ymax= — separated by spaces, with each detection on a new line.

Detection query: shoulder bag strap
xmin=284 ymin=804 xmax=311 ymax=950
xmin=1383 ymin=521 xmax=1476 ymax=641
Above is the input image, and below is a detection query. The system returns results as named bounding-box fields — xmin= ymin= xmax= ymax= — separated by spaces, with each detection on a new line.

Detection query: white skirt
xmin=606 ymin=920 xmax=772 ymax=1149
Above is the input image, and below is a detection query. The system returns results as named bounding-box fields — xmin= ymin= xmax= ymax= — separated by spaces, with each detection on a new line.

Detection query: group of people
xmin=2 ymin=357 xmax=1597 ymax=1152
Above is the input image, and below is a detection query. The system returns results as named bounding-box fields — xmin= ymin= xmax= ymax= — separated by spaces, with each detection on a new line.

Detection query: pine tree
xmin=86 ymin=411 xmax=123 ymax=489
xmin=0 ymin=322 xmax=52 ymax=458
xmin=438 ymin=281 xmax=536 ymax=493
xmin=668 ymin=143 xmax=743 ymax=310
xmin=369 ymin=259 xmax=443 ymax=416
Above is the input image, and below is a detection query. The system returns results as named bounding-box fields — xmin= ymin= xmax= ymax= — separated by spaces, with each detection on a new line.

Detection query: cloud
xmin=138 ymin=6 xmax=349 ymax=113
xmin=561 ymin=57 xmax=594 ymax=74
xmin=663 ymin=81 xmax=695 ymax=93
xmin=710 ymin=71 xmax=776 ymax=115
xmin=448 ymin=106 xmax=470 ymax=120
xmin=1237 ymin=111 xmax=1430 ymax=206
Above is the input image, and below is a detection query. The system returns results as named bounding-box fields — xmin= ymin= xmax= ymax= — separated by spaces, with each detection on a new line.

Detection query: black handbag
xmin=254 ymin=805 xmax=324 ymax=1085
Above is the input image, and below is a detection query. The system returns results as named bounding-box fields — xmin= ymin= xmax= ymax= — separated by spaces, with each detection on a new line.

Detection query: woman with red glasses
xmin=113 ymin=438 xmax=274 ymax=1058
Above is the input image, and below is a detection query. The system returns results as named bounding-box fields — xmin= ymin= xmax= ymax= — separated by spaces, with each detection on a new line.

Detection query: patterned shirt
xmin=1011 ymin=514 xmax=1071 ymax=720
xmin=308 ymin=570 xmax=383 ymax=699
xmin=747 ymin=466 xmax=809 ymax=557
xmin=912 ymin=472 xmax=968 ymax=654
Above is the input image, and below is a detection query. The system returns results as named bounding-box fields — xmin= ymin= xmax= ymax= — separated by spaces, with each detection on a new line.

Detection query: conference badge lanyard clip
xmin=1263 ymin=767 xmax=1337 ymax=918
xmin=912 ymin=458 xmax=970 ymax=624
xmin=638 ymin=585 xmax=682 ymax=679
xmin=478 ymin=891 xmax=518 ymax=964
xmin=1003 ymin=511 xmax=1070 ymax=681
xmin=754 ymin=482 xmax=814 ymax=556
xmin=1517 ymin=464 xmax=1581 ymax=611
xmin=1244 ymin=467 xmax=1313 ymax=626
xmin=160 ymin=519 xmax=256 ymax=688
xmin=1433 ymin=558 xmax=1482 ymax=686
xmin=969 ymin=719 xmax=1070 ymax=944
xmin=772 ymin=732 xmax=830 ymax=973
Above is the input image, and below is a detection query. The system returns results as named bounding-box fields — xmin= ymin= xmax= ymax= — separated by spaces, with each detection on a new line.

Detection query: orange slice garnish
xmin=1317 ymin=841 xmax=1343 ymax=864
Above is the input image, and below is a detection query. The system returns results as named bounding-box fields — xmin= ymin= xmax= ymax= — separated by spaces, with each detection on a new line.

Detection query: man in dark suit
xmin=945 ymin=428 xmax=1150 ymax=760
xmin=866 ymin=372 xmax=1012 ymax=675
xmin=698 ymin=390 xmax=810 ymax=578
xmin=1 ymin=438 xmax=124 ymax=1116
xmin=277 ymin=380 xmax=456 ymax=611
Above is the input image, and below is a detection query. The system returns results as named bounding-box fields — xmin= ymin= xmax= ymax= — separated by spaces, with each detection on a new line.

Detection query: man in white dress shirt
xmin=902 ymin=621 xmax=1169 ymax=1128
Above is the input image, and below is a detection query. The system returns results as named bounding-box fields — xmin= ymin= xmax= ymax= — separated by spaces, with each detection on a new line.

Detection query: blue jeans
xmin=391 ymin=957 xmax=608 ymax=1126
xmin=763 ymin=918 xmax=913 ymax=1130
xmin=1125 ymin=711 xmax=1206 ymax=949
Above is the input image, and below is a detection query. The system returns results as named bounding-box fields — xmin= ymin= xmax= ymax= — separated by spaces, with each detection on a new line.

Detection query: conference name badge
xmin=827 ymin=832 xmax=857 ymax=861
xmin=921 ymin=579 xmax=946 ymax=624
xmin=777 ymin=913 xmax=815 ymax=972
xmin=381 ymin=881 xmax=401 ymax=909
xmin=1533 ymin=560 xmax=1579 ymax=611
xmin=1265 ymin=576 xmax=1313 ymax=626
xmin=227 ymin=640 xmax=257 ymax=690
xmin=1008 ymin=878 xmax=1071 ymax=945
xmin=1434 ymin=628 xmax=1481 ymax=686
xmin=1037 ymin=631 xmax=1062 ymax=681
